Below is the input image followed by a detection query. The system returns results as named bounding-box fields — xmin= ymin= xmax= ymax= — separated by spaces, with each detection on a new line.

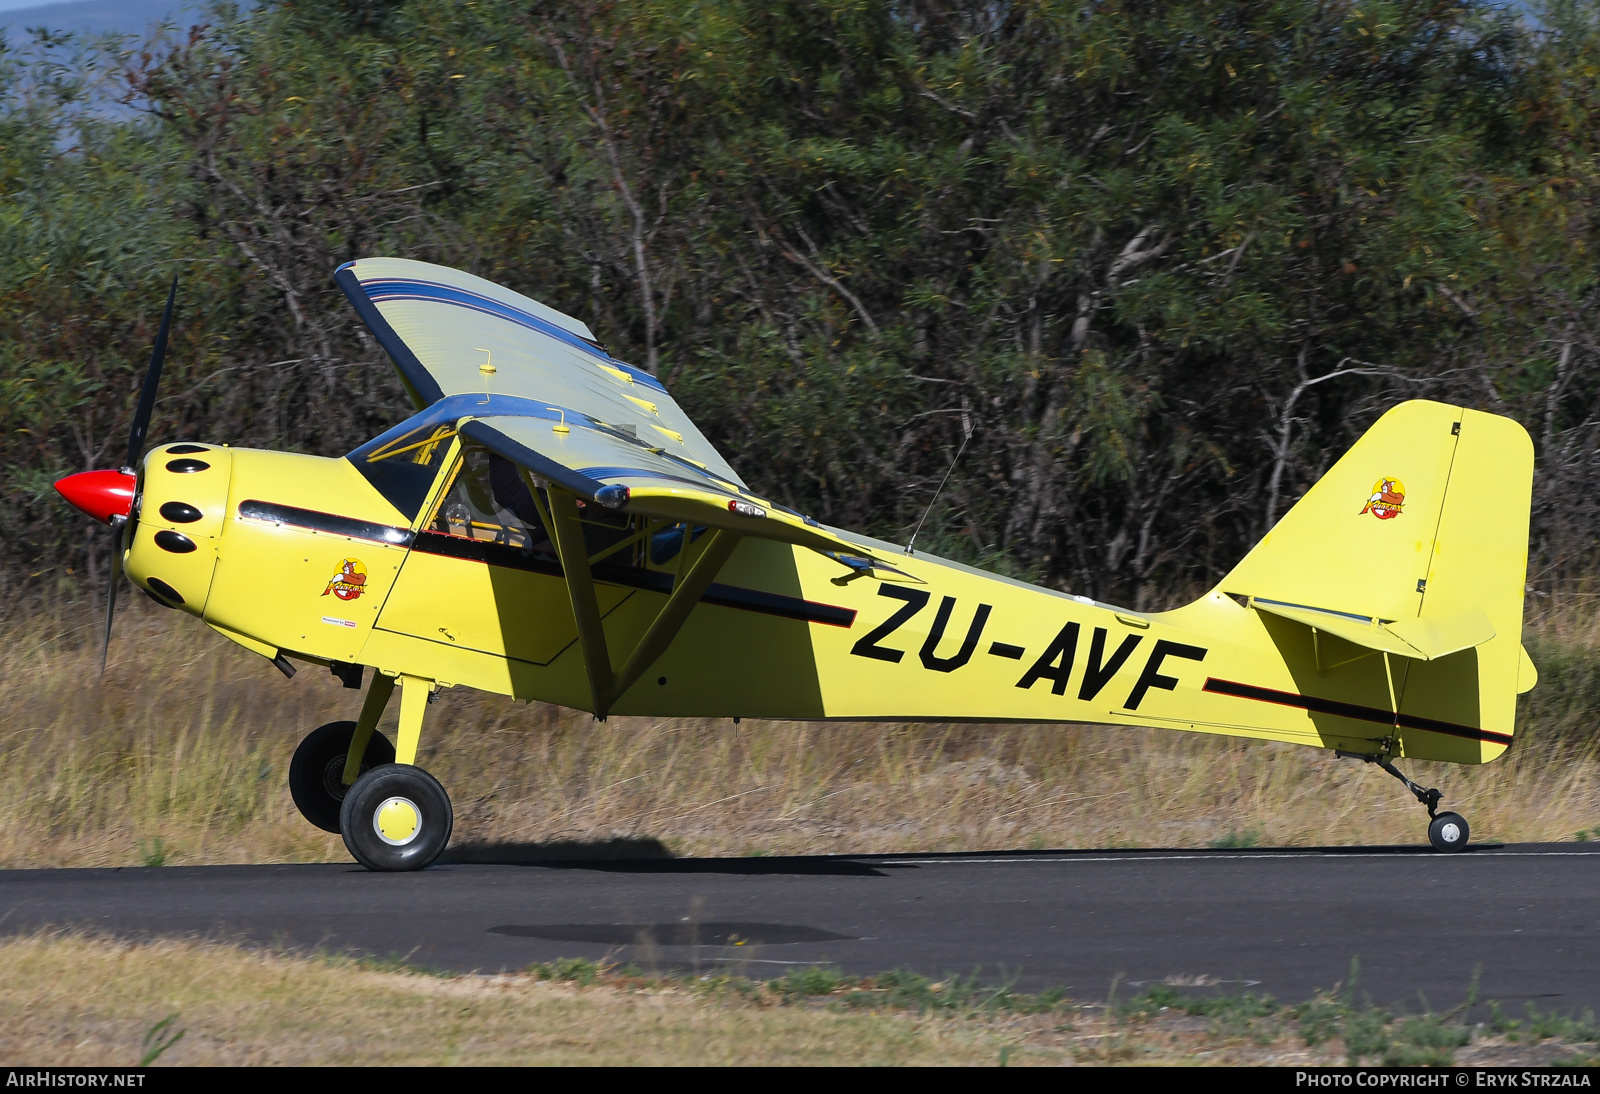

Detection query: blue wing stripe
xmin=355 ymin=275 xmax=668 ymax=393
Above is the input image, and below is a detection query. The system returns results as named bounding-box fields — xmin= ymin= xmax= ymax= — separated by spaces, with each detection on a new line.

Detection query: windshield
xmin=347 ymin=402 xmax=463 ymax=519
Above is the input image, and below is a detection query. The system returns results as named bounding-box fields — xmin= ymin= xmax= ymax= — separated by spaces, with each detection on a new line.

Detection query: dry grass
xmin=0 ymin=599 xmax=1596 ymax=869
xmin=0 ymin=933 xmax=1014 ymax=1065
xmin=1 ymin=934 xmax=1593 ymax=1066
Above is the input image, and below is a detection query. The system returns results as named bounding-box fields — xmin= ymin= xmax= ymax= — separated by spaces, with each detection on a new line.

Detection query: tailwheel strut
xmin=1344 ymin=752 xmax=1470 ymax=853
xmin=1373 ymin=755 xmax=1443 ymax=818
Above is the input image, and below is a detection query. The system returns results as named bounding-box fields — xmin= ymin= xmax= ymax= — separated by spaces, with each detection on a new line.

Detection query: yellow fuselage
xmin=123 ymin=433 xmax=1517 ymax=767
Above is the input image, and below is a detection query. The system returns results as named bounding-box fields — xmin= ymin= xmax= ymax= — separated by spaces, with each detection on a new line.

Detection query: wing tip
xmin=333 ymin=265 xmax=444 ymax=408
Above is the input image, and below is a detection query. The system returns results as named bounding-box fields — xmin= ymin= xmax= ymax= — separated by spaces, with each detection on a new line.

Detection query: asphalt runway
xmin=2 ymin=843 xmax=1596 ymax=1013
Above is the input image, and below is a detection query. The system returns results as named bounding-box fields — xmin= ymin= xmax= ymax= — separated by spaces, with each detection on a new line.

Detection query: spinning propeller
xmin=55 ymin=276 xmax=178 ymax=672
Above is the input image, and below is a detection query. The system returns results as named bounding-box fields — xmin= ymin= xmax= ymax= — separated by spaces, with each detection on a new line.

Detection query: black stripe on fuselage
xmin=262 ymin=518 xmax=857 ymax=626
xmin=238 ymin=500 xmax=416 ymax=546
xmin=411 ymin=528 xmax=857 ymax=628
xmin=701 ymin=584 xmax=855 ymax=627
xmin=237 ymin=503 xmax=855 ymax=627
xmin=1202 ymin=677 xmax=1513 ymax=746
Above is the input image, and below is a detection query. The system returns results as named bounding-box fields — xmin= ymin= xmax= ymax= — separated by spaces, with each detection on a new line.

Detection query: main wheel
xmin=288 ymin=720 xmax=395 ymax=833
xmin=339 ymin=763 xmax=453 ymax=872
xmin=1428 ymin=811 xmax=1470 ymax=853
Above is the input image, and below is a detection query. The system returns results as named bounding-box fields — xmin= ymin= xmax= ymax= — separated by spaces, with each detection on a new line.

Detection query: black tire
xmin=339 ymin=763 xmax=453 ymax=872
xmin=288 ymin=720 xmax=395 ymax=833
xmin=1428 ymin=811 xmax=1470 ymax=853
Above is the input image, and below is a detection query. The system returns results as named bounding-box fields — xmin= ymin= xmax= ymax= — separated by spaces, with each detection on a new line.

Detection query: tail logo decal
xmin=1360 ymin=477 xmax=1405 ymax=520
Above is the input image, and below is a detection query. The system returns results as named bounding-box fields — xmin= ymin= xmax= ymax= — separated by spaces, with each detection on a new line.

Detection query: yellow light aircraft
xmin=55 ymin=259 xmax=1536 ymax=870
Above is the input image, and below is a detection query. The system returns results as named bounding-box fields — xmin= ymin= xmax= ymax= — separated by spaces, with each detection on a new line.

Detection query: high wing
xmin=336 ymin=257 xmax=736 ymax=479
xmin=337 ymin=257 xmax=878 ymax=558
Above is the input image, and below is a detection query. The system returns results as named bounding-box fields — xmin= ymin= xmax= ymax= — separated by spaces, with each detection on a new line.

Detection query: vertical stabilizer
xmin=1218 ymin=400 xmax=1533 ymax=762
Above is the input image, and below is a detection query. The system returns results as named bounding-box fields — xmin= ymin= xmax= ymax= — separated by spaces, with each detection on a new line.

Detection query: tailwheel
xmin=1428 ymin=811 xmax=1470 ymax=853
xmin=1348 ymin=752 xmax=1471 ymax=853
xmin=289 ymin=720 xmax=395 ymax=833
xmin=339 ymin=763 xmax=453 ymax=872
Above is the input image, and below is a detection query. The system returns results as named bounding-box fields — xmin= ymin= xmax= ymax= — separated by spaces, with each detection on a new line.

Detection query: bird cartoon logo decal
xmin=322 ymin=558 xmax=368 ymax=600
xmin=1360 ymin=478 xmax=1405 ymax=520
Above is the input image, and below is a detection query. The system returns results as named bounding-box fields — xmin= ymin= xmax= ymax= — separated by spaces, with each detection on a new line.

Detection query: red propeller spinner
xmin=60 ymin=274 xmax=177 ymax=674
xmin=55 ymin=468 xmax=136 ymax=525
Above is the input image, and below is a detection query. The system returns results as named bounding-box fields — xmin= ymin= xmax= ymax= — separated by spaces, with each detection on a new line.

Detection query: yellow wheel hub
xmin=374 ymin=796 xmax=421 ymax=846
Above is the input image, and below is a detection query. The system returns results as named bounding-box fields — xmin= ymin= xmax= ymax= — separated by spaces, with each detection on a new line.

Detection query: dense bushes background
xmin=7 ymin=0 xmax=1600 ymax=610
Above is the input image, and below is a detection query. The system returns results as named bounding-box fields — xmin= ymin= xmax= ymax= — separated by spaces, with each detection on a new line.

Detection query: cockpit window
xmin=430 ymin=448 xmax=550 ymax=554
xmin=424 ymin=447 xmax=649 ymax=568
xmin=347 ymin=404 xmax=459 ymax=519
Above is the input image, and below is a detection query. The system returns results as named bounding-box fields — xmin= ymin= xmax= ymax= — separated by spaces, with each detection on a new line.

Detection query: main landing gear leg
xmin=341 ymin=671 xmax=396 ymax=787
xmin=1359 ymin=754 xmax=1470 ymax=853
xmin=338 ymin=674 xmax=454 ymax=872
xmin=288 ymin=671 xmax=396 ymax=834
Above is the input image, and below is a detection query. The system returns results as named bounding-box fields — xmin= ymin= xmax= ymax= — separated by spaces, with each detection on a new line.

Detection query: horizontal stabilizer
xmin=1249 ymin=597 xmax=1494 ymax=661
xmin=1386 ymin=609 xmax=1496 ymax=660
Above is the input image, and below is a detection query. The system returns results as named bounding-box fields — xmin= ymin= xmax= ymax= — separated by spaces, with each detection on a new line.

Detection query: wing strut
xmin=546 ymin=487 xmax=614 ymax=711
xmin=613 ymin=527 xmax=741 ymax=707
xmin=541 ymin=480 xmax=741 ymax=716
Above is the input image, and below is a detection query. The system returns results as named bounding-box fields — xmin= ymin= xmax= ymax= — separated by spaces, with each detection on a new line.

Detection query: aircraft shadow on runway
xmin=437 ymin=838 xmax=891 ymax=876
xmin=432 ymin=838 xmax=1509 ymax=876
